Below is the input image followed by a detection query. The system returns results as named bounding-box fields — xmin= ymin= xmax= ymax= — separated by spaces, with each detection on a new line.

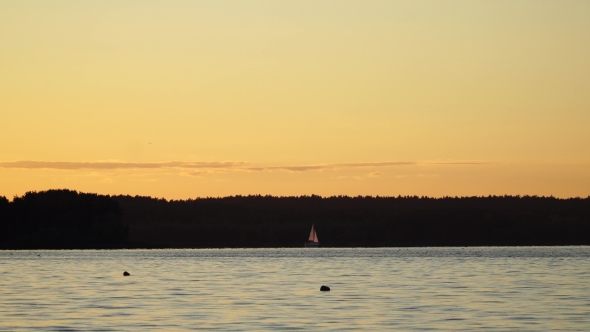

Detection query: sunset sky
xmin=1 ymin=1 xmax=589 ymax=199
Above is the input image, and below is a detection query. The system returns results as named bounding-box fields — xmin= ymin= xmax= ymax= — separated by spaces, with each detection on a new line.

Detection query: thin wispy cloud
xmin=245 ymin=161 xmax=417 ymax=172
xmin=0 ymin=161 xmax=246 ymax=170
xmin=425 ymin=161 xmax=491 ymax=165
xmin=245 ymin=161 xmax=491 ymax=172
xmin=182 ymin=171 xmax=207 ymax=177
xmin=0 ymin=160 xmax=492 ymax=172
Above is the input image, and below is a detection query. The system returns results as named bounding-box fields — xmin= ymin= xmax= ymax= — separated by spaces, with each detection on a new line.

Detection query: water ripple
xmin=0 ymin=247 xmax=589 ymax=331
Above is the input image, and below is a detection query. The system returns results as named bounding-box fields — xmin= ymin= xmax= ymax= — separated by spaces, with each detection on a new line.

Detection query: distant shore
xmin=4 ymin=243 xmax=590 ymax=250
xmin=1 ymin=190 xmax=589 ymax=249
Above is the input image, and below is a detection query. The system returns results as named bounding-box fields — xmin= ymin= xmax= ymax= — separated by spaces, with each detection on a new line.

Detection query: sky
xmin=1 ymin=0 xmax=589 ymax=199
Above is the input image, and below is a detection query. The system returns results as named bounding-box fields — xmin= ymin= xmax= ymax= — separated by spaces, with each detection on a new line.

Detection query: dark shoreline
xmin=3 ymin=242 xmax=590 ymax=250
xmin=2 ymin=190 xmax=589 ymax=249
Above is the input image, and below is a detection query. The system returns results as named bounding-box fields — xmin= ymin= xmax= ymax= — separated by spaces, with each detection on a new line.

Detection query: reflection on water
xmin=1 ymin=247 xmax=589 ymax=331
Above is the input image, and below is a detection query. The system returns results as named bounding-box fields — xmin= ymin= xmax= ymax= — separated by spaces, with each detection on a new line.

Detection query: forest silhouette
xmin=1 ymin=189 xmax=589 ymax=249
xmin=0 ymin=190 xmax=126 ymax=249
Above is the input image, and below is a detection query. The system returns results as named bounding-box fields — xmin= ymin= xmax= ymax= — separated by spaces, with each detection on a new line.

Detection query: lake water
xmin=1 ymin=247 xmax=589 ymax=331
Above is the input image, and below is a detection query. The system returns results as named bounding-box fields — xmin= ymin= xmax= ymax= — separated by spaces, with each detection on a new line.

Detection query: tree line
xmin=1 ymin=190 xmax=589 ymax=249
xmin=0 ymin=190 xmax=127 ymax=249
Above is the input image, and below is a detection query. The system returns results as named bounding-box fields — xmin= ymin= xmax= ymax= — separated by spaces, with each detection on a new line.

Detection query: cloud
xmin=182 ymin=171 xmax=207 ymax=177
xmin=245 ymin=160 xmax=492 ymax=172
xmin=245 ymin=161 xmax=418 ymax=172
xmin=335 ymin=175 xmax=363 ymax=180
xmin=416 ymin=173 xmax=439 ymax=178
xmin=0 ymin=161 xmax=247 ymax=170
xmin=425 ymin=161 xmax=492 ymax=165
xmin=0 ymin=160 xmax=492 ymax=172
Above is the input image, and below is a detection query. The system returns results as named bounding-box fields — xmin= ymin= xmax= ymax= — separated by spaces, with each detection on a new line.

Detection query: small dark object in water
xmin=320 ymin=285 xmax=330 ymax=291
xmin=123 ymin=271 xmax=130 ymax=276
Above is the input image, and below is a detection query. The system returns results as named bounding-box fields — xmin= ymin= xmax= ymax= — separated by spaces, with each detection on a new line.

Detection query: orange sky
xmin=1 ymin=1 xmax=589 ymax=199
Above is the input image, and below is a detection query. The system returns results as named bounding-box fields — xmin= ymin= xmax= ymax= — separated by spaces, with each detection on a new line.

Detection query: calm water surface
xmin=1 ymin=247 xmax=589 ymax=331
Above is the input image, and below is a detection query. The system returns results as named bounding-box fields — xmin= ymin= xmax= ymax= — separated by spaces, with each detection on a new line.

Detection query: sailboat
xmin=304 ymin=224 xmax=319 ymax=247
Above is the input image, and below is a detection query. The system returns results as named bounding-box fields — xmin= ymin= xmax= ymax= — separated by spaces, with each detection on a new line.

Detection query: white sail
xmin=308 ymin=224 xmax=319 ymax=243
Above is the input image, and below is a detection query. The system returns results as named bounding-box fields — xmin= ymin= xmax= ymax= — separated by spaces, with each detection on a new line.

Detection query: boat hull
xmin=304 ymin=242 xmax=319 ymax=248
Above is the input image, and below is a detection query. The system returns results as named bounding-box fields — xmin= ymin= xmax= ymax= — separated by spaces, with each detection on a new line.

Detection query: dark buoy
xmin=320 ymin=285 xmax=330 ymax=291
xmin=123 ymin=271 xmax=130 ymax=276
